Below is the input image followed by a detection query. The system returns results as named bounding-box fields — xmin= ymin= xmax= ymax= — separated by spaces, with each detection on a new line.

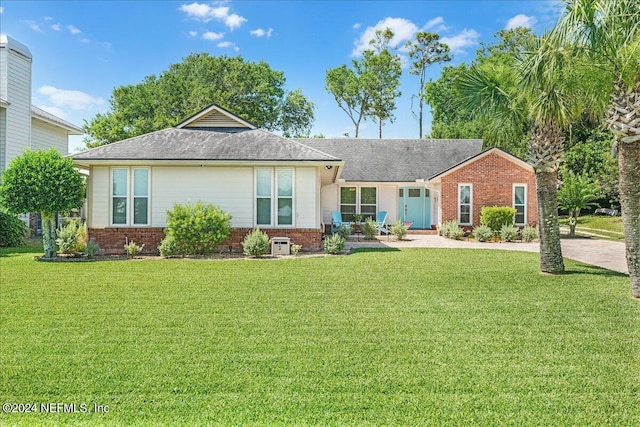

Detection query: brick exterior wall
xmin=440 ymin=151 xmax=538 ymax=228
xmin=88 ymin=227 xmax=323 ymax=255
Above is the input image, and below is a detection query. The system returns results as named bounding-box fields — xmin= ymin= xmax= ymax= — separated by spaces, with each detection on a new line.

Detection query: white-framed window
xmin=339 ymin=186 xmax=377 ymax=222
xmin=111 ymin=167 xmax=150 ymax=226
xmin=513 ymin=184 xmax=527 ymax=225
xmin=255 ymin=168 xmax=294 ymax=227
xmin=458 ymin=184 xmax=472 ymax=225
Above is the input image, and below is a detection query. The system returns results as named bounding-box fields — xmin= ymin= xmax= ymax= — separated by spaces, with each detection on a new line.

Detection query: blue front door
xmin=399 ymin=187 xmax=431 ymax=229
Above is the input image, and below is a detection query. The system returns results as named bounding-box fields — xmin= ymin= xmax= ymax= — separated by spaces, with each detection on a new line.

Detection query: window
xmin=256 ymin=168 xmax=294 ymax=226
xmin=340 ymin=186 xmax=377 ymax=221
xmin=513 ymin=184 xmax=526 ymax=225
xmin=111 ymin=167 xmax=150 ymax=226
xmin=458 ymin=184 xmax=472 ymax=225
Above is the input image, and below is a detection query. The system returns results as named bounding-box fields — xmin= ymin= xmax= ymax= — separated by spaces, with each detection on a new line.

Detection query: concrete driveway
xmin=347 ymin=235 xmax=628 ymax=274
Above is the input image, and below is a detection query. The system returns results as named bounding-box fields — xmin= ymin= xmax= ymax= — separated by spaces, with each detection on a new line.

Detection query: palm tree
xmin=551 ymin=0 xmax=640 ymax=297
xmin=558 ymin=171 xmax=602 ymax=237
xmin=456 ymin=36 xmax=574 ymax=274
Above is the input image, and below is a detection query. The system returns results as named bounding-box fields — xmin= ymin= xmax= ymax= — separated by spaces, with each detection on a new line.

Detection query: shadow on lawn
xmin=563 ymin=264 xmax=628 ymax=279
xmin=349 ymin=247 xmax=401 ymax=254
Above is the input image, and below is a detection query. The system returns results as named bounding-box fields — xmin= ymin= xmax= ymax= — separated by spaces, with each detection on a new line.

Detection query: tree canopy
xmin=84 ymin=54 xmax=316 ymax=147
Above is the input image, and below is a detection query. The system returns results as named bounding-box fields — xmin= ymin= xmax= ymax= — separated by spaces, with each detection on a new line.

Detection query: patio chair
xmin=376 ymin=211 xmax=389 ymax=235
xmin=330 ymin=210 xmax=350 ymax=234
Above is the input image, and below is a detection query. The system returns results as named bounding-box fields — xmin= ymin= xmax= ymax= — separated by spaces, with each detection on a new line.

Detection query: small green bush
xmin=480 ymin=206 xmax=517 ymax=232
xmin=521 ymin=225 xmax=539 ymax=242
xmin=336 ymin=224 xmax=351 ymax=239
xmin=472 ymin=225 xmax=494 ymax=242
xmin=440 ymin=220 xmax=465 ymax=240
xmin=56 ymin=219 xmax=84 ymax=254
xmin=158 ymin=235 xmax=180 ymax=257
xmin=164 ymin=201 xmax=232 ymax=255
xmin=0 ymin=211 xmax=27 ymax=247
xmin=361 ymin=218 xmax=378 ymax=240
xmin=390 ymin=220 xmax=408 ymax=240
xmin=242 ymin=228 xmax=270 ymax=257
xmin=291 ymin=244 xmax=302 ymax=255
xmin=124 ymin=240 xmax=144 ymax=257
xmin=499 ymin=224 xmax=519 ymax=242
xmin=324 ymin=233 xmax=345 ymax=254
xmin=84 ymin=240 xmax=100 ymax=258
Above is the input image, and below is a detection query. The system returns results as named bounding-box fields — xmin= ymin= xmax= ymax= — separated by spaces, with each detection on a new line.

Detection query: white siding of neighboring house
xmin=1 ymin=39 xmax=32 ymax=168
xmin=90 ymin=166 xmax=109 ymax=228
xmin=31 ymin=119 xmax=69 ymax=154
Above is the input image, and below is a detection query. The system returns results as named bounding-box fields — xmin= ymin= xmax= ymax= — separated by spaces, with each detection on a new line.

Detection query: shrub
xmin=472 ymin=225 xmax=494 ymax=242
xmin=56 ymin=219 xmax=84 ymax=254
xmin=324 ymin=233 xmax=345 ymax=254
xmin=242 ymin=228 xmax=270 ymax=257
xmin=84 ymin=240 xmax=100 ymax=258
xmin=480 ymin=206 xmax=517 ymax=232
xmin=440 ymin=220 xmax=465 ymax=240
xmin=521 ymin=225 xmax=539 ymax=242
xmin=165 ymin=201 xmax=232 ymax=255
xmin=158 ymin=235 xmax=180 ymax=257
xmin=390 ymin=220 xmax=408 ymax=240
xmin=291 ymin=244 xmax=302 ymax=255
xmin=499 ymin=224 xmax=519 ymax=242
xmin=124 ymin=240 xmax=144 ymax=257
xmin=336 ymin=224 xmax=351 ymax=239
xmin=361 ymin=218 xmax=378 ymax=240
xmin=0 ymin=211 xmax=27 ymax=247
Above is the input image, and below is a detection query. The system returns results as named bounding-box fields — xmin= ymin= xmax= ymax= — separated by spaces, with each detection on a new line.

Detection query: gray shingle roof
xmin=73 ymin=128 xmax=339 ymax=162
xmin=295 ymin=138 xmax=483 ymax=182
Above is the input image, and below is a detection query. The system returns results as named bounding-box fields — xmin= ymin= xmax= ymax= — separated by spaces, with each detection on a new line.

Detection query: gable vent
xmin=184 ymin=111 xmax=250 ymax=129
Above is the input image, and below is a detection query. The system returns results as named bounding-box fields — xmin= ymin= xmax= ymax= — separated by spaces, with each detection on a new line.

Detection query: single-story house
xmin=72 ymin=104 xmax=537 ymax=253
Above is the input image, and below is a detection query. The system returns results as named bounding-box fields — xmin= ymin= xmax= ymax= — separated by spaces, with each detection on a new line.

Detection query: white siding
xmin=90 ymin=167 xmax=109 ymax=227
xmin=31 ymin=119 xmax=68 ymax=154
xmin=152 ymin=166 xmax=254 ymax=228
xmin=0 ymin=107 xmax=6 ymax=172
xmin=3 ymin=43 xmax=32 ymax=168
xmin=320 ymin=183 xmax=338 ymax=225
xmin=295 ymin=167 xmax=319 ymax=228
xmin=378 ymin=185 xmax=398 ymax=224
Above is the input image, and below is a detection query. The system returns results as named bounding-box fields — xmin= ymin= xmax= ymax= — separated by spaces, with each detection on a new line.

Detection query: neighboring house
xmin=0 ymin=34 xmax=83 ymax=233
xmin=73 ymin=103 xmax=538 ymax=254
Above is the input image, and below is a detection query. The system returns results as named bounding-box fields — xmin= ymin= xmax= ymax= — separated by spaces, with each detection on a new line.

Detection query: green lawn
xmin=560 ymin=214 xmax=624 ymax=240
xmin=1 ymin=246 xmax=638 ymax=426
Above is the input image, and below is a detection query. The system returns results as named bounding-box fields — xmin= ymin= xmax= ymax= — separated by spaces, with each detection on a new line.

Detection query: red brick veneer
xmin=88 ymin=227 xmax=323 ymax=255
xmin=440 ymin=151 xmax=538 ymax=227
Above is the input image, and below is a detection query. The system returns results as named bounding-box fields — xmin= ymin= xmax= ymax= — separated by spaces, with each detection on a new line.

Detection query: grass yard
xmin=1 ymin=245 xmax=638 ymax=426
xmin=560 ymin=214 xmax=624 ymax=240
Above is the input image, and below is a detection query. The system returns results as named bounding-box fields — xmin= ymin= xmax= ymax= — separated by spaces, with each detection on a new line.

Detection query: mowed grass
xmin=561 ymin=214 xmax=625 ymax=240
xmin=1 ymin=246 xmax=638 ymax=426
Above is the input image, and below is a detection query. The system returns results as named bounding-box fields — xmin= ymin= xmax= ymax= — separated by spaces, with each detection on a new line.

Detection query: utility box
xmin=271 ymin=237 xmax=291 ymax=256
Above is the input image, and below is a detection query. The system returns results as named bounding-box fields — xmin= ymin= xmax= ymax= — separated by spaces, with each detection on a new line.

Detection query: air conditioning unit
xmin=271 ymin=237 xmax=291 ymax=256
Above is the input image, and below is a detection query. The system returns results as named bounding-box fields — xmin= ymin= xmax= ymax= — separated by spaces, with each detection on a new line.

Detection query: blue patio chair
xmin=330 ymin=210 xmax=350 ymax=234
xmin=376 ymin=211 xmax=388 ymax=235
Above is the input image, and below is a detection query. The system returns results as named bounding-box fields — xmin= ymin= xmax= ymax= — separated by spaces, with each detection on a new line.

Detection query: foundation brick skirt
xmin=88 ymin=227 xmax=324 ymax=255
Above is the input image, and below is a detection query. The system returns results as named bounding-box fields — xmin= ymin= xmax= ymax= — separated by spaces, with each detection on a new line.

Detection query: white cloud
xmin=352 ymin=17 xmax=418 ymax=56
xmin=67 ymin=25 xmax=81 ymax=34
xmin=44 ymin=16 xmax=53 ymax=21
xmin=441 ymin=29 xmax=479 ymax=55
xmin=189 ymin=30 xmax=198 ymax=37
xmin=353 ymin=23 xmax=361 ymax=30
xmin=51 ymin=23 xmax=61 ymax=31
xmin=505 ymin=14 xmax=537 ymax=30
xmin=250 ymin=28 xmax=273 ymax=38
xmin=37 ymin=86 xmax=105 ymax=110
xmin=81 ymin=38 xmax=90 ymax=44
xmin=423 ymin=16 xmax=448 ymax=32
xmin=0 ymin=7 xmax=4 ymax=14
xmin=202 ymin=31 xmax=224 ymax=41
xmin=217 ymin=41 xmax=240 ymax=52
xmin=179 ymin=2 xmax=247 ymax=30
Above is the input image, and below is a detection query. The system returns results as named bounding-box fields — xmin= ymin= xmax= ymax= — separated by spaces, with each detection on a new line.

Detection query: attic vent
xmin=184 ymin=111 xmax=250 ymax=129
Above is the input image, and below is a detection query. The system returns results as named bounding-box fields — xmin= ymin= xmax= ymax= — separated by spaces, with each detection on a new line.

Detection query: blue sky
xmin=1 ymin=1 xmax=562 ymax=152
